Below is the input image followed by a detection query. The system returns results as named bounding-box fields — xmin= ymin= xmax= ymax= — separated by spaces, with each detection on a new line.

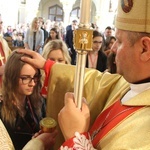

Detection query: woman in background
xmin=42 ymin=39 xmax=71 ymax=64
xmin=41 ymin=39 xmax=71 ymax=97
xmin=86 ymin=30 xmax=107 ymax=72
xmin=103 ymin=36 xmax=116 ymax=56
xmin=105 ymin=51 xmax=116 ymax=74
xmin=24 ymin=17 xmax=44 ymax=54
xmin=44 ymin=28 xmax=61 ymax=46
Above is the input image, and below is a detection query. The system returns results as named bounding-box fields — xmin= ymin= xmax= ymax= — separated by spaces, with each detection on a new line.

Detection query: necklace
xmin=89 ymin=52 xmax=98 ymax=68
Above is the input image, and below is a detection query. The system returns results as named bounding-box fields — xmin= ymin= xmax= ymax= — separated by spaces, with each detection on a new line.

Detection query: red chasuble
xmin=41 ymin=59 xmax=55 ymax=96
xmin=89 ymin=99 xmax=143 ymax=147
xmin=0 ymin=42 xmax=6 ymax=88
xmin=60 ymin=100 xmax=143 ymax=149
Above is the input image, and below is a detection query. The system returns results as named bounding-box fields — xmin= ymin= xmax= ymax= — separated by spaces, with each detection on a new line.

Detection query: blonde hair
xmin=29 ymin=17 xmax=41 ymax=35
xmin=42 ymin=39 xmax=71 ymax=64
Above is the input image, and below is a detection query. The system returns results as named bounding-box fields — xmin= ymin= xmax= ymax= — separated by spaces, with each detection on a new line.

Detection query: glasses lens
xmin=20 ymin=75 xmax=41 ymax=84
xmin=20 ymin=76 xmax=31 ymax=84
xmin=93 ymin=41 xmax=102 ymax=44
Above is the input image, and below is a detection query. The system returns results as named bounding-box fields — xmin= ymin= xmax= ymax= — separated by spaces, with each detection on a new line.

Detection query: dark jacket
xmin=86 ymin=50 xmax=107 ymax=72
xmin=0 ymin=97 xmax=46 ymax=150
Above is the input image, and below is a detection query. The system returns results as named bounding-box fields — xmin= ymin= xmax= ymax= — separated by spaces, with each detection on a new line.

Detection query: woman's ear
xmin=140 ymin=37 xmax=150 ymax=62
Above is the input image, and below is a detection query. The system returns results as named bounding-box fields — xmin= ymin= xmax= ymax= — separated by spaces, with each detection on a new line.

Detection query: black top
xmin=86 ymin=50 xmax=107 ymax=72
xmin=0 ymin=98 xmax=46 ymax=150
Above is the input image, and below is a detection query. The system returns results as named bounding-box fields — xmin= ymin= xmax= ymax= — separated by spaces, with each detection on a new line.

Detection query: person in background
xmin=59 ymin=21 xmax=66 ymax=40
xmin=105 ymin=51 xmax=116 ymax=74
xmin=44 ymin=19 xmax=51 ymax=33
xmin=4 ymin=26 xmax=13 ymax=37
xmin=102 ymin=26 xmax=112 ymax=49
xmin=41 ymin=39 xmax=71 ymax=97
xmin=38 ymin=17 xmax=48 ymax=43
xmin=65 ymin=20 xmax=78 ymax=65
xmin=17 ymin=0 xmax=150 ymax=149
xmin=86 ymin=30 xmax=107 ymax=72
xmin=0 ymin=51 xmax=46 ymax=149
xmin=44 ymin=27 xmax=61 ymax=46
xmin=24 ymin=17 xmax=44 ymax=54
xmin=42 ymin=39 xmax=71 ymax=64
xmin=12 ymin=29 xmax=18 ymax=47
xmin=103 ymin=36 xmax=116 ymax=56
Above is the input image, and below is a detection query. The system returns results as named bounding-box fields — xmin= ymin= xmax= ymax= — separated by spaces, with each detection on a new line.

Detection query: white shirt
xmin=121 ymin=82 xmax=150 ymax=103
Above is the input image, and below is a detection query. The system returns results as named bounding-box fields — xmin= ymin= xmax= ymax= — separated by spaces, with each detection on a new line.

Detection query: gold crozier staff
xmin=74 ymin=0 xmax=93 ymax=108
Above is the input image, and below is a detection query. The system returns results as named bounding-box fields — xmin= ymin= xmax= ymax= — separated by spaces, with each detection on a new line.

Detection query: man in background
xmin=102 ymin=26 xmax=112 ymax=49
xmin=65 ymin=20 xmax=78 ymax=65
xmin=38 ymin=17 xmax=48 ymax=42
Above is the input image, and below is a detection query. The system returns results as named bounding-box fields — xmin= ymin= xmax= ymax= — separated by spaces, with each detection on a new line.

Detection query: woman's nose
xmin=111 ymin=42 xmax=117 ymax=53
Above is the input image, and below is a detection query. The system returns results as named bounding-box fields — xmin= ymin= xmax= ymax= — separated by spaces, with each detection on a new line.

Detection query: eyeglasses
xmin=20 ymin=75 xmax=41 ymax=84
xmin=93 ymin=41 xmax=102 ymax=44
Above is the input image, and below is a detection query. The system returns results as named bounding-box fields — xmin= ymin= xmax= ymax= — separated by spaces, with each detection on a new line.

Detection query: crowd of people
xmin=0 ymin=15 xmax=116 ymax=71
xmin=1 ymin=0 xmax=150 ymax=149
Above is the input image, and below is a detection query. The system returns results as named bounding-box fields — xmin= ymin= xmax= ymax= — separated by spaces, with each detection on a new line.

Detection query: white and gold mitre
xmin=115 ymin=0 xmax=150 ymax=33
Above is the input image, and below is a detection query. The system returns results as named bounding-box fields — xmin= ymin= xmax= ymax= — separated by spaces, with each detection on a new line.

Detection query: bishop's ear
xmin=140 ymin=37 xmax=150 ymax=62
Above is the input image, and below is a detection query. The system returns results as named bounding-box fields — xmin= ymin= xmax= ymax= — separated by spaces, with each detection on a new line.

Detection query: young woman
xmin=41 ymin=39 xmax=71 ymax=97
xmin=24 ymin=17 xmax=44 ymax=54
xmin=0 ymin=50 xmax=45 ymax=150
xmin=86 ymin=30 xmax=107 ymax=72
xmin=103 ymin=36 xmax=116 ymax=56
xmin=44 ymin=28 xmax=61 ymax=46
xmin=42 ymin=39 xmax=71 ymax=64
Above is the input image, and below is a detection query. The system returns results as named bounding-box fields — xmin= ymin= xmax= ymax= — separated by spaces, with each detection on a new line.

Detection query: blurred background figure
xmin=86 ymin=30 xmax=107 ymax=72
xmin=44 ymin=27 xmax=61 ymax=46
xmin=38 ymin=17 xmax=48 ymax=43
xmin=4 ymin=26 xmax=13 ymax=37
xmin=103 ymin=36 xmax=116 ymax=56
xmin=65 ymin=20 xmax=78 ymax=65
xmin=105 ymin=51 xmax=116 ymax=74
xmin=58 ymin=21 xmax=66 ymax=41
xmin=102 ymin=26 xmax=113 ymax=49
xmin=44 ymin=19 xmax=51 ymax=33
xmin=24 ymin=17 xmax=44 ymax=54
xmin=12 ymin=29 xmax=18 ymax=47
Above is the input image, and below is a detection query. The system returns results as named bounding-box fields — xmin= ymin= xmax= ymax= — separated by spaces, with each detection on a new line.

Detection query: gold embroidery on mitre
xmin=116 ymin=17 xmax=150 ymax=26
xmin=121 ymin=0 xmax=133 ymax=13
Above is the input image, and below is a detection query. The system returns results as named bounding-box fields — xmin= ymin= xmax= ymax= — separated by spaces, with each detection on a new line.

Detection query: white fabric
xmin=22 ymin=138 xmax=44 ymax=150
xmin=121 ymin=82 xmax=150 ymax=103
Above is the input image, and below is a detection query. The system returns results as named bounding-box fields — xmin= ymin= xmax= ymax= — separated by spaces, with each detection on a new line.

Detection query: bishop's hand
xmin=17 ymin=49 xmax=46 ymax=69
xmin=58 ymin=92 xmax=90 ymax=140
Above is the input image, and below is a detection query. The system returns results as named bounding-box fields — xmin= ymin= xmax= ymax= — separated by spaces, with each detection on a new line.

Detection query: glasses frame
xmin=93 ymin=41 xmax=102 ymax=44
xmin=19 ymin=75 xmax=41 ymax=85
